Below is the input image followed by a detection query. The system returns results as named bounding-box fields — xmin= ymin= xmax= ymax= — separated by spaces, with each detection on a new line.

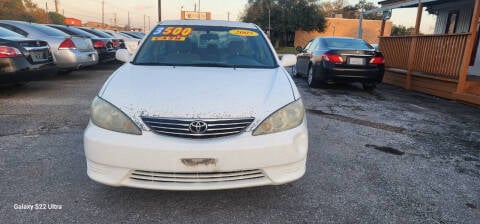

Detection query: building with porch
xmin=372 ymin=0 xmax=480 ymax=105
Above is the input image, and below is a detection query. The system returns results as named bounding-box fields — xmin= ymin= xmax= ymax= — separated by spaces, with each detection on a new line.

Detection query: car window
xmin=29 ymin=24 xmax=69 ymax=36
xmin=304 ymin=40 xmax=313 ymax=51
xmin=0 ymin=23 xmax=28 ymax=36
xmin=324 ymin=38 xmax=374 ymax=50
xmin=134 ymin=25 xmax=277 ymax=68
xmin=67 ymin=27 xmax=97 ymax=38
xmin=309 ymin=39 xmax=319 ymax=52
xmin=78 ymin=28 xmax=111 ymax=38
xmin=0 ymin=27 xmax=23 ymax=37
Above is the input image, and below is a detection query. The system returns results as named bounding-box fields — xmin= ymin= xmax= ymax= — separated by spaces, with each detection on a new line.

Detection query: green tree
xmin=391 ymin=25 xmax=415 ymax=36
xmin=241 ymin=0 xmax=326 ymax=47
xmin=48 ymin=12 xmax=65 ymax=25
xmin=320 ymin=0 xmax=382 ymax=20
xmin=0 ymin=0 xmax=37 ymax=22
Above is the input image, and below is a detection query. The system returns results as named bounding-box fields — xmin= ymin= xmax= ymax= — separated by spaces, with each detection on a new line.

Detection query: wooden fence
xmin=379 ymin=34 xmax=469 ymax=80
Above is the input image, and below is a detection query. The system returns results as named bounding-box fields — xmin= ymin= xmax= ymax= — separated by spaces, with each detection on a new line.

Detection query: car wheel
xmin=307 ymin=65 xmax=320 ymax=88
xmin=362 ymin=82 xmax=377 ymax=91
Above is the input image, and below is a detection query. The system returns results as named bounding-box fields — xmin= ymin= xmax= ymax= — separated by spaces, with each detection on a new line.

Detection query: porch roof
xmin=366 ymin=0 xmax=452 ymax=14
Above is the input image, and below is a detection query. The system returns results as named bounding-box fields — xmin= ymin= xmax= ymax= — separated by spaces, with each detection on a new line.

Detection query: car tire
xmin=362 ymin=82 xmax=377 ymax=91
xmin=307 ymin=65 xmax=320 ymax=88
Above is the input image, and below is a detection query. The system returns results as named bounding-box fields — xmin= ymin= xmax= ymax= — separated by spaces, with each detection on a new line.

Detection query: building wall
xmin=432 ymin=0 xmax=474 ymax=34
xmin=294 ymin=18 xmax=392 ymax=48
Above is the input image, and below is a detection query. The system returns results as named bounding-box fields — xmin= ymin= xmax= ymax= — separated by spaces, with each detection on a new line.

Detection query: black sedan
xmin=0 ymin=27 xmax=56 ymax=85
xmin=294 ymin=37 xmax=384 ymax=90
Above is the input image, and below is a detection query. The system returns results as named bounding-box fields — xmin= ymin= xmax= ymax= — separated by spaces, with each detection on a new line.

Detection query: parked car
xmin=102 ymin=29 xmax=139 ymax=53
xmin=294 ymin=37 xmax=385 ymax=90
xmin=76 ymin=27 xmax=125 ymax=51
xmin=120 ymin=31 xmax=145 ymax=39
xmin=84 ymin=20 xmax=307 ymax=190
xmin=47 ymin=24 xmax=116 ymax=62
xmin=0 ymin=27 xmax=56 ymax=84
xmin=0 ymin=20 xmax=98 ymax=71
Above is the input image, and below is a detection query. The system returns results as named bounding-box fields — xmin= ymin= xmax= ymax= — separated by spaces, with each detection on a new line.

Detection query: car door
xmin=297 ymin=40 xmax=313 ymax=75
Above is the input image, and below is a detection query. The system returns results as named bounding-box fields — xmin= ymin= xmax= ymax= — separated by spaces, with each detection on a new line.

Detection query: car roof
xmin=158 ymin=20 xmax=258 ymax=29
xmin=316 ymin=36 xmax=361 ymax=40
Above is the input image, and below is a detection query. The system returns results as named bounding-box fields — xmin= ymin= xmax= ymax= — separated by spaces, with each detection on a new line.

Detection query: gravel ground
xmin=0 ymin=64 xmax=479 ymax=223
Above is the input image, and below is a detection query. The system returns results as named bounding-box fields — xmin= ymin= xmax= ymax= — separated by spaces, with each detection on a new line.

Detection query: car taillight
xmin=93 ymin=40 xmax=106 ymax=48
xmin=112 ymin=40 xmax=120 ymax=48
xmin=369 ymin=56 xmax=385 ymax=64
xmin=322 ymin=53 xmax=344 ymax=63
xmin=58 ymin=38 xmax=76 ymax=50
xmin=0 ymin=46 xmax=22 ymax=58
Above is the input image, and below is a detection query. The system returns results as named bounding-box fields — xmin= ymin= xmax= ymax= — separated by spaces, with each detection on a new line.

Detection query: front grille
xmin=130 ymin=169 xmax=265 ymax=183
xmin=141 ymin=117 xmax=255 ymax=138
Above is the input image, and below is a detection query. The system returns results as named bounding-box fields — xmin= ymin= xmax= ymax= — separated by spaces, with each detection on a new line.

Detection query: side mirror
xmin=295 ymin=46 xmax=303 ymax=53
xmin=280 ymin=54 xmax=297 ymax=67
xmin=116 ymin=49 xmax=131 ymax=63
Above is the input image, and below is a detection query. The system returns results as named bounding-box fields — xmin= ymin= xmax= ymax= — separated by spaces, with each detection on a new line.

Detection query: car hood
xmin=100 ymin=64 xmax=296 ymax=129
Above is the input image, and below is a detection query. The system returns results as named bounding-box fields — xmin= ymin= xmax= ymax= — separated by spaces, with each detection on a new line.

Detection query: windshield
xmin=0 ymin=27 xmax=23 ymax=37
xmin=324 ymin=38 xmax=373 ymax=50
xmin=134 ymin=25 xmax=277 ymax=68
xmin=30 ymin=24 xmax=69 ymax=37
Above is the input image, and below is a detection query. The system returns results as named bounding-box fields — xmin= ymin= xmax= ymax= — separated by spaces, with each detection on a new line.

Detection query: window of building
xmin=445 ymin=10 xmax=459 ymax=34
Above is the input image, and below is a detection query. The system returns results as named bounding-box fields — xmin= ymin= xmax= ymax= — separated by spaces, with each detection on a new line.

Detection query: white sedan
xmin=84 ymin=20 xmax=308 ymax=190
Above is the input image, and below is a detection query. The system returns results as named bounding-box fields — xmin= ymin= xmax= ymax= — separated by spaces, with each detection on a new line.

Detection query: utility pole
xmin=113 ymin=13 xmax=117 ymax=27
xmin=45 ymin=2 xmax=48 ymax=23
xmin=198 ymin=0 xmax=200 ymax=12
xmin=54 ymin=0 xmax=58 ymax=13
xmin=101 ymin=0 xmax=105 ymax=28
xmin=357 ymin=0 xmax=366 ymax=39
xmin=143 ymin=14 xmax=146 ymax=32
xmin=227 ymin=12 xmax=230 ymax=21
xmin=158 ymin=0 xmax=162 ymax=22
xmin=127 ymin=11 xmax=130 ymax=30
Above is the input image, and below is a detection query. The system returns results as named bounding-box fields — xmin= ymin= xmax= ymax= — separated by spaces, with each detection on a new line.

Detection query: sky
xmin=32 ymin=0 xmax=437 ymax=34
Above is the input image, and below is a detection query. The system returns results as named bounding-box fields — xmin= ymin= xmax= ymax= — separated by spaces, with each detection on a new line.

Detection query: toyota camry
xmin=84 ymin=20 xmax=308 ymax=190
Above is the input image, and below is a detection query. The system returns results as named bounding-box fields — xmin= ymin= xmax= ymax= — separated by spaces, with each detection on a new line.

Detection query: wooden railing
xmin=379 ymin=34 xmax=469 ymax=80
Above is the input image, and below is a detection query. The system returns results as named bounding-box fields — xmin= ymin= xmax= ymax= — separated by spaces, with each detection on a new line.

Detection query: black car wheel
xmin=307 ymin=65 xmax=320 ymax=88
xmin=362 ymin=82 xmax=377 ymax=91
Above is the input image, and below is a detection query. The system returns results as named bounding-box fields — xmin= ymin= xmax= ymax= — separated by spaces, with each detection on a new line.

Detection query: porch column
xmin=457 ymin=0 xmax=480 ymax=94
xmin=406 ymin=0 xmax=423 ymax=89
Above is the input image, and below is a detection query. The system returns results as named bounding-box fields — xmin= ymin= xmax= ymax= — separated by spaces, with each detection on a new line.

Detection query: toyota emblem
xmin=189 ymin=121 xmax=208 ymax=134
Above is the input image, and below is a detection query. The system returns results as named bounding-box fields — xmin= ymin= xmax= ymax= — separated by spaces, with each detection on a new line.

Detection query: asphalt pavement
xmin=1 ymin=64 xmax=479 ymax=223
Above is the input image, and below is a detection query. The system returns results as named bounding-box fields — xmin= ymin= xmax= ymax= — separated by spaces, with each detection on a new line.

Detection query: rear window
xmin=30 ymin=24 xmax=69 ymax=36
xmin=79 ymin=28 xmax=112 ymax=38
xmin=324 ymin=38 xmax=373 ymax=50
xmin=134 ymin=25 xmax=277 ymax=68
xmin=0 ymin=27 xmax=23 ymax=37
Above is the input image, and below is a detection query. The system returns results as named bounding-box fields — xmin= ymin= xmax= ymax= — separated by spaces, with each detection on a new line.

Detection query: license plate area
xmin=348 ymin=57 xmax=365 ymax=65
xmin=30 ymin=51 xmax=48 ymax=62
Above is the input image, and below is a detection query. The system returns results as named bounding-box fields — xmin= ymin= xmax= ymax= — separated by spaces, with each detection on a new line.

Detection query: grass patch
xmin=275 ymin=47 xmax=297 ymax=54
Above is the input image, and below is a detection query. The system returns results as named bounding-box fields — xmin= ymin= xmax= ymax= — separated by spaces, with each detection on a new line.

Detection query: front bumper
xmin=83 ymin=119 xmax=308 ymax=190
xmin=0 ymin=57 xmax=57 ymax=84
xmin=54 ymin=49 xmax=98 ymax=69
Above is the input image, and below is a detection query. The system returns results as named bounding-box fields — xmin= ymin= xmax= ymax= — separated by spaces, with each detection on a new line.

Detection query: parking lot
xmin=1 ymin=64 xmax=479 ymax=223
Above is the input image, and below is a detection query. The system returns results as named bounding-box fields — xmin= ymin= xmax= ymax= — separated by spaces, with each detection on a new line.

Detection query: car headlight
xmin=253 ymin=99 xmax=305 ymax=136
xmin=90 ymin=96 xmax=142 ymax=135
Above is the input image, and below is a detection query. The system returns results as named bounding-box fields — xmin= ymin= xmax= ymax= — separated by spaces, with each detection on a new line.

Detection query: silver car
xmin=0 ymin=20 xmax=98 ymax=70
